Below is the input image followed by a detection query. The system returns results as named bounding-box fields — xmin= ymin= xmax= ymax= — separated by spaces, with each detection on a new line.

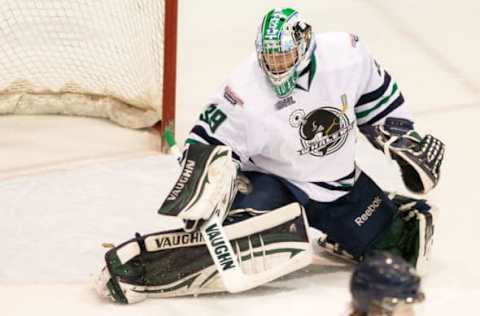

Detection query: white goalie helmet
xmin=256 ymin=8 xmax=313 ymax=97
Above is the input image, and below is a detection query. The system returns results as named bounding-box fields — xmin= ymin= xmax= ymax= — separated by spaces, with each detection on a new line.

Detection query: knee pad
xmin=374 ymin=192 xmax=438 ymax=276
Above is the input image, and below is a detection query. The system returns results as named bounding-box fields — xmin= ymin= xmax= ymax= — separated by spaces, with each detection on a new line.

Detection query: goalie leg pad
xmin=95 ymin=202 xmax=313 ymax=303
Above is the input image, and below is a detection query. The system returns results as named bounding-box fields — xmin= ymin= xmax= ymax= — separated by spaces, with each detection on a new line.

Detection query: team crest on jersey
xmin=289 ymin=107 xmax=353 ymax=156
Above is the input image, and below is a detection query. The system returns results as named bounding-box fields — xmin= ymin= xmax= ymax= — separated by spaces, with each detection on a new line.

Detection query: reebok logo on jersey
xmin=354 ymin=196 xmax=382 ymax=227
xmin=167 ymin=160 xmax=195 ymax=200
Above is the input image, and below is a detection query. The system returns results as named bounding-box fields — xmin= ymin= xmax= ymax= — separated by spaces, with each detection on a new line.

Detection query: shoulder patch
xmin=223 ymin=85 xmax=244 ymax=106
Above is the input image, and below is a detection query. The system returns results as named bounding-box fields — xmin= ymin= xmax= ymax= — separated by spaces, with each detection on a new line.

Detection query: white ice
xmin=1 ymin=1 xmax=480 ymax=315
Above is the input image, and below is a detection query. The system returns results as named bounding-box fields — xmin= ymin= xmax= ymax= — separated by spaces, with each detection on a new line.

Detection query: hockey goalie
xmin=95 ymin=7 xmax=444 ymax=304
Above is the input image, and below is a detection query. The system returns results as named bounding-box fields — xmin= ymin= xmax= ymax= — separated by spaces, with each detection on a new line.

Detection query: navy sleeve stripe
xmin=364 ymin=93 xmax=405 ymax=125
xmin=191 ymin=125 xmax=224 ymax=145
xmin=190 ymin=125 xmax=241 ymax=162
xmin=355 ymin=71 xmax=392 ymax=107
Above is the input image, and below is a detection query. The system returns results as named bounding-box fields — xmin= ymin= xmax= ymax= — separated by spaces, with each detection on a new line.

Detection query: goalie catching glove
xmin=360 ymin=117 xmax=445 ymax=194
xmin=158 ymin=143 xmax=238 ymax=231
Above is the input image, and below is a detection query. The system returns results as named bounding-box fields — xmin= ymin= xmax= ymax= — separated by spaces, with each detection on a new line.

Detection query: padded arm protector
xmin=360 ymin=118 xmax=445 ymax=194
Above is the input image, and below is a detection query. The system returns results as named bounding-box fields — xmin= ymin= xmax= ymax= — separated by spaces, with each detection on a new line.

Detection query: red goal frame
xmin=157 ymin=0 xmax=178 ymax=153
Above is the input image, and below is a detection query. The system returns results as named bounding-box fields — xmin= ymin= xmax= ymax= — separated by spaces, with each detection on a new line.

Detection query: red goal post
xmin=158 ymin=0 xmax=178 ymax=153
xmin=0 ymin=0 xmax=178 ymax=153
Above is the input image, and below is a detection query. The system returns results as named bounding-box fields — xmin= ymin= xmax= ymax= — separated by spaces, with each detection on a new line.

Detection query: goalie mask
xmin=256 ymin=8 xmax=313 ymax=97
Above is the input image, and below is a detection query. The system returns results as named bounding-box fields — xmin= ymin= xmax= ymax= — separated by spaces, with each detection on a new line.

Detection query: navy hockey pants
xmin=231 ymin=171 xmax=397 ymax=258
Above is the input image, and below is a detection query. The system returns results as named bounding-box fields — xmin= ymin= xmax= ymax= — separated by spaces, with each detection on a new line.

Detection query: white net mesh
xmin=0 ymin=0 xmax=167 ymax=128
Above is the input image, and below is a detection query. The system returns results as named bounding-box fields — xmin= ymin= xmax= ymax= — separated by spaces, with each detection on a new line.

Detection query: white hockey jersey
xmin=187 ymin=32 xmax=411 ymax=202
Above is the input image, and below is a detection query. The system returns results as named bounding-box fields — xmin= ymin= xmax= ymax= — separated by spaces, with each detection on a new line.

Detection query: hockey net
xmin=0 ymin=0 xmax=177 ymax=148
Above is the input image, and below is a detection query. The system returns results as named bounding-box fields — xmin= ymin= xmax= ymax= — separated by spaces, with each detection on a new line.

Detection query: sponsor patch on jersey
xmin=275 ymin=96 xmax=296 ymax=110
xmin=224 ymin=85 xmax=244 ymax=106
xmin=289 ymin=102 xmax=353 ymax=157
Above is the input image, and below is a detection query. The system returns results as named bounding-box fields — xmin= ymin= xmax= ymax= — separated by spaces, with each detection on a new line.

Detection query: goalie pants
xmin=232 ymin=171 xmax=398 ymax=259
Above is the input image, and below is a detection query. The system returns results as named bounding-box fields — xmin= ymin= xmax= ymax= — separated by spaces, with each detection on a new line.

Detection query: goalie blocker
xmin=159 ymin=142 xmax=238 ymax=232
xmin=95 ymin=202 xmax=313 ymax=304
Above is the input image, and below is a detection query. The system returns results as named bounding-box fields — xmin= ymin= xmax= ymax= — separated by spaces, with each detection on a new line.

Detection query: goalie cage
xmin=0 ymin=0 xmax=178 ymax=153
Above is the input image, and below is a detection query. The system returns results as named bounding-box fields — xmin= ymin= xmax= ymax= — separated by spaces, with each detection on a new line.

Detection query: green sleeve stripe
xmin=356 ymin=83 xmax=398 ymax=119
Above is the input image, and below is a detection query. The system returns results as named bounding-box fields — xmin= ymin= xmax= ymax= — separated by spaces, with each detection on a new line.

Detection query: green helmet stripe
xmin=262 ymin=10 xmax=284 ymax=42
xmin=281 ymin=8 xmax=296 ymax=16
xmin=261 ymin=14 xmax=269 ymax=38
xmin=261 ymin=8 xmax=298 ymax=52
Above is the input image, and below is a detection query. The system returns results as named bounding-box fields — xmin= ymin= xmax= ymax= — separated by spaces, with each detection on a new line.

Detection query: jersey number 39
xmin=200 ymin=103 xmax=227 ymax=133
